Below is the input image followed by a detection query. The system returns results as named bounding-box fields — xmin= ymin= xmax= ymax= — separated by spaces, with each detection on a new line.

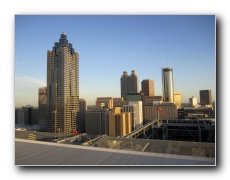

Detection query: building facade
xmin=85 ymin=110 xmax=107 ymax=136
xmin=113 ymin=97 xmax=127 ymax=107
xmin=174 ymin=92 xmax=182 ymax=109
xmin=15 ymin=105 xmax=39 ymax=125
xmin=38 ymin=87 xmax=47 ymax=126
xmin=141 ymin=79 xmax=154 ymax=96
xmin=144 ymin=96 xmax=162 ymax=106
xmin=144 ymin=102 xmax=178 ymax=123
xmin=129 ymin=70 xmax=139 ymax=93
xmin=77 ymin=99 xmax=87 ymax=133
xmin=162 ymin=67 xmax=174 ymax=103
xmin=189 ymin=96 xmax=198 ymax=107
xmin=123 ymin=101 xmax=143 ymax=131
xmin=200 ymin=90 xmax=212 ymax=106
xmin=47 ymin=32 xmax=79 ymax=134
xmin=120 ymin=70 xmax=139 ymax=100
xmin=96 ymin=97 xmax=113 ymax=109
xmin=105 ymin=107 xmax=131 ymax=137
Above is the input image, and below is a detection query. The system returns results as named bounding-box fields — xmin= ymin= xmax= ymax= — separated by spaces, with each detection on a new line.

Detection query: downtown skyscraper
xmin=200 ymin=90 xmax=212 ymax=106
xmin=47 ymin=32 xmax=79 ymax=134
xmin=141 ymin=79 xmax=154 ymax=96
xmin=120 ymin=70 xmax=139 ymax=100
xmin=162 ymin=67 xmax=174 ymax=103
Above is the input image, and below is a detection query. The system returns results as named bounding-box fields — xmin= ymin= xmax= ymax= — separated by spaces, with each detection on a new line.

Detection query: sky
xmin=15 ymin=15 xmax=216 ymax=107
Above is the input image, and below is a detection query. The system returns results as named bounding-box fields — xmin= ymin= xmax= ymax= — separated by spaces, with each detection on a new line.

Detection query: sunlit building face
xmin=47 ymin=32 xmax=79 ymax=134
xmin=162 ymin=67 xmax=174 ymax=103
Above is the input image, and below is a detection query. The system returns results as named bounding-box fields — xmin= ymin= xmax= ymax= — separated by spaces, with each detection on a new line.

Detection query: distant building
xmin=189 ymin=96 xmax=198 ymax=107
xmin=120 ymin=70 xmax=139 ymax=100
xmin=113 ymin=97 xmax=127 ymax=107
xmin=77 ymin=99 xmax=87 ymax=133
xmin=47 ymin=32 xmax=79 ymax=134
xmin=38 ymin=87 xmax=47 ymax=127
xmin=182 ymin=106 xmax=215 ymax=118
xmin=15 ymin=108 xmax=26 ymax=125
xmin=96 ymin=97 xmax=128 ymax=109
xmin=126 ymin=92 xmax=144 ymax=127
xmin=144 ymin=102 xmax=178 ymax=123
xmin=126 ymin=92 xmax=144 ymax=102
xmin=15 ymin=105 xmax=39 ymax=125
xmin=200 ymin=90 xmax=212 ymax=106
xmin=96 ymin=97 xmax=113 ymax=109
xmin=162 ymin=67 xmax=174 ymax=102
xmin=174 ymin=92 xmax=182 ymax=109
xmin=123 ymin=101 xmax=143 ymax=131
xmin=129 ymin=70 xmax=139 ymax=94
xmin=85 ymin=110 xmax=107 ymax=136
xmin=22 ymin=105 xmax=33 ymax=125
xmin=141 ymin=79 xmax=154 ymax=96
xmin=144 ymin=96 xmax=162 ymax=106
xmin=120 ymin=71 xmax=129 ymax=100
xmin=105 ymin=107 xmax=131 ymax=137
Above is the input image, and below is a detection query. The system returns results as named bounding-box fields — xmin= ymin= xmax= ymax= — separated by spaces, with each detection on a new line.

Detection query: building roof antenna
xmin=166 ymin=56 xmax=168 ymax=67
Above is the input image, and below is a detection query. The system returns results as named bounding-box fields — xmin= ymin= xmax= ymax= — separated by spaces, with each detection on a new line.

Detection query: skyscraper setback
xmin=47 ymin=32 xmax=79 ymax=134
xmin=162 ymin=67 xmax=174 ymax=103
xmin=120 ymin=70 xmax=139 ymax=100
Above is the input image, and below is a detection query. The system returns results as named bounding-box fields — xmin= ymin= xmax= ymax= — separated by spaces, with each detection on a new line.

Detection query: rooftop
xmin=15 ymin=138 xmax=215 ymax=166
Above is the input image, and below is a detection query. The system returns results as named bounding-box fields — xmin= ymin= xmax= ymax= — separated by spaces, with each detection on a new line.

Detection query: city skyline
xmin=15 ymin=15 xmax=216 ymax=107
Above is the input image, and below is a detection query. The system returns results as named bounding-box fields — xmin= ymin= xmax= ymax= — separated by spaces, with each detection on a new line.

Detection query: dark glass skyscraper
xmin=200 ymin=90 xmax=212 ymax=106
xmin=47 ymin=32 xmax=79 ymax=134
xmin=162 ymin=67 xmax=174 ymax=102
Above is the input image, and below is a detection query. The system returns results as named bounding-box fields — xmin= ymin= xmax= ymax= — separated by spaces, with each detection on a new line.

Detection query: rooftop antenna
xmin=166 ymin=56 xmax=168 ymax=67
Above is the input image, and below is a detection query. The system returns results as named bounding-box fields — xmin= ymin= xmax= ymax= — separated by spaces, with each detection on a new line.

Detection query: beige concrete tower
xmin=47 ymin=32 xmax=79 ymax=134
xmin=141 ymin=79 xmax=154 ymax=96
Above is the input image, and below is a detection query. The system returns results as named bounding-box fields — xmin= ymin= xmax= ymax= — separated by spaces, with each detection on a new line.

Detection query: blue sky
xmin=15 ymin=15 xmax=215 ymax=107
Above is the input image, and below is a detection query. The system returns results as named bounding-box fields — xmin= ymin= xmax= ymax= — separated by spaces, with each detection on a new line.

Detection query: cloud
xmin=15 ymin=75 xmax=46 ymax=87
xmin=15 ymin=61 xmax=24 ymax=66
xmin=15 ymin=76 xmax=46 ymax=107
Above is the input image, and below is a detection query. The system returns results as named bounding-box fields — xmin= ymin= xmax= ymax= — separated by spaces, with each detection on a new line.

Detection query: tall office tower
xmin=38 ymin=87 xmax=47 ymax=126
xmin=200 ymin=90 xmax=212 ymax=106
xmin=189 ymin=96 xmax=198 ymax=107
xmin=162 ymin=67 xmax=174 ymax=102
xmin=174 ymin=92 xmax=182 ymax=109
xmin=141 ymin=79 xmax=154 ymax=96
xmin=120 ymin=70 xmax=139 ymax=100
xmin=77 ymin=99 xmax=87 ymax=133
xmin=120 ymin=71 xmax=129 ymax=100
xmin=47 ymin=32 xmax=79 ymax=134
xmin=129 ymin=70 xmax=139 ymax=93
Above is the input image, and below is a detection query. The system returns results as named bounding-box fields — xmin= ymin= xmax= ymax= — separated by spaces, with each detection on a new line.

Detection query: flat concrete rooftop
xmin=15 ymin=139 xmax=215 ymax=166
